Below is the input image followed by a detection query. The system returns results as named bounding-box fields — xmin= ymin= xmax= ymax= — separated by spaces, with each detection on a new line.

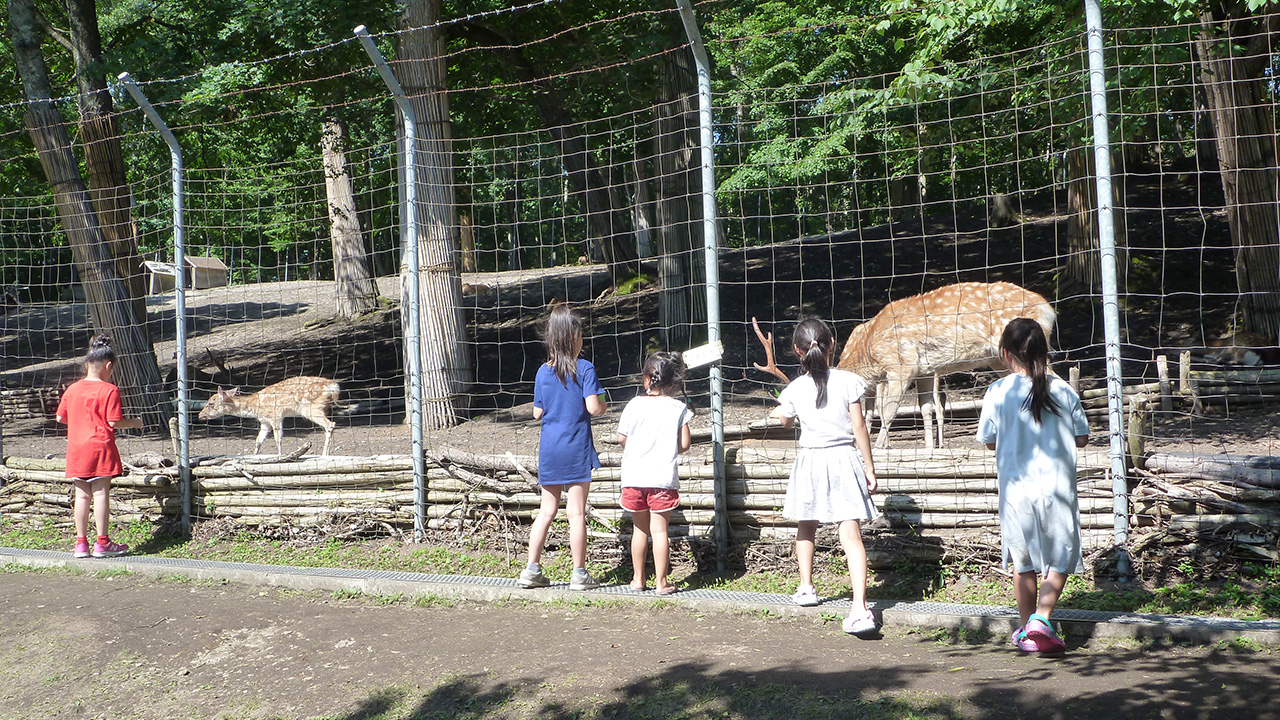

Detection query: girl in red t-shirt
xmin=55 ymin=335 xmax=143 ymax=558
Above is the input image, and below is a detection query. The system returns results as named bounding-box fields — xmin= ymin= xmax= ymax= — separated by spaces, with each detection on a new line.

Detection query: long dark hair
xmin=1000 ymin=317 xmax=1059 ymax=423
xmin=793 ymin=317 xmax=835 ymax=408
xmin=545 ymin=304 xmax=583 ymax=385
xmin=643 ymin=352 xmax=685 ymax=396
xmin=85 ymin=334 xmax=115 ymax=366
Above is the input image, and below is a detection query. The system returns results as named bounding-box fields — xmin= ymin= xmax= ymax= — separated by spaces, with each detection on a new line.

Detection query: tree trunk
xmin=1064 ymin=146 xmax=1127 ymax=293
xmin=64 ymin=0 xmax=149 ymax=333
xmin=397 ymin=0 xmax=473 ymax=429
xmin=654 ymin=47 xmax=705 ymax=348
xmin=9 ymin=0 xmax=168 ymax=428
xmin=320 ymin=116 xmax=379 ymax=317
xmin=458 ymin=211 xmax=477 ymax=273
xmin=1195 ymin=11 xmax=1280 ymax=339
xmin=632 ymin=138 xmax=655 ymax=259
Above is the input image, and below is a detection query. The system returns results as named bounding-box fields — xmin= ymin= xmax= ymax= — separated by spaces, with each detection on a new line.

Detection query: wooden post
xmin=1068 ymin=364 xmax=1081 ymax=394
xmin=1126 ymin=392 xmax=1148 ymax=467
xmin=1156 ymin=354 xmax=1172 ymax=413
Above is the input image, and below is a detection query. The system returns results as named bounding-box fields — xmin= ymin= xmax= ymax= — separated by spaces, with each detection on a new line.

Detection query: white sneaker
xmin=791 ymin=585 xmax=819 ymax=606
xmin=569 ymin=571 xmax=600 ymax=591
xmin=518 ymin=566 xmax=550 ymax=588
xmin=843 ymin=610 xmax=877 ymax=635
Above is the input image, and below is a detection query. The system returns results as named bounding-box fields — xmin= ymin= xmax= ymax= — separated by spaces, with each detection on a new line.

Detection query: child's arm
xmin=585 ymin=393 xmax=607 ymax=416
xmin=111 ymin=417 xmax=143 ymax=430
xmin=678 ymin=424 xmax=692 ymax=453
xmin=617 ymin=432 xmax=628 ymax=447
xmin=533 ymin=406 xmax=544 ymax=421
xmin=1075 ymin=434 xmax=1088 ymax=448
xmin=849 ymin=401 xmax=877 ymax=492
xmin=768 ymin=404 xmax=795 ymax=428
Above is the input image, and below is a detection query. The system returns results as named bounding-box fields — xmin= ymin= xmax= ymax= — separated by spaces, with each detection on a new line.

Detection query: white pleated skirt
xmin=782 ymin=445 xmax=880 ymax=524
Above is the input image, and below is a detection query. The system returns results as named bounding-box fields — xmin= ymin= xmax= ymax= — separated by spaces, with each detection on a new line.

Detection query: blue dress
xmin=534 ymin=359 xmax=604 ymax=484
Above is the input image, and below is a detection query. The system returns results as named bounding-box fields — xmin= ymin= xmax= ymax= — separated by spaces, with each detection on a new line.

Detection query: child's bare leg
xmin=91 ymin=478 xmax=112 ymax=538
xmin=72 ymin=480 xmax=92 ymax=539
xmin=1014 ymin=570 xmax=1038 ymax=626
xmin=630 ymin=510 xmax=651 ymax=590
xmin=564 ymin=482 xmax=590 ymax=570
xmin=652 ymin=510 xmax=673 ymax=591
xmin=527 ymin=484 xmax=564 ymax=565
xmin=796 ymin=520 xmax=818 ymax=588
xmin=838 ymin=519 xmax=867 ymax=610
xmin=1036 ymin=571 xmax=1068 ymax=619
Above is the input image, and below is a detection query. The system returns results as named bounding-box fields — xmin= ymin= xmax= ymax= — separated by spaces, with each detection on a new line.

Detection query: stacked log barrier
xmin=2 ymin=446 xmax=1118 ymax=567
xmin=1133 ymin=452 xmax=1280 ymax=564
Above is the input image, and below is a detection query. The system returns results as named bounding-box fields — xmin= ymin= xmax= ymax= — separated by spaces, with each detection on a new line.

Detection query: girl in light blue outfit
xmin=978 ymin=317 xmax=1090 ymax=655
xmin=519 ymin=304 xmax=608 ymax=591
xmin=770 ymin=317 xmax=880 ymax=636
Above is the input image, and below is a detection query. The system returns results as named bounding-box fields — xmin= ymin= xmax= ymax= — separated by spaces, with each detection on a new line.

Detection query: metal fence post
xmin=117 ymin=72 xmax=191 ymax=536
xmin=675 ymin=0 xmax=727 ymax=571
xmin=356 ymin=25 xmax=428 ymax=540
xmin=1083 ymin=0 xmax=1131 ymax=578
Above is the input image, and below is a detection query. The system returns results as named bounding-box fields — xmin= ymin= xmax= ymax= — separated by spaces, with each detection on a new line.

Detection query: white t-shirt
xmin=977 ymin=373 xmax=1090 ymax=487
xmin=617 ymin=394 xmax=693 ymax=489
xmin=775 ymin=369 xmax=868 ymax=448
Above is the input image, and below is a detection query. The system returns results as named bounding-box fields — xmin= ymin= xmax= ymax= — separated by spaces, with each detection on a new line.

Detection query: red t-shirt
xmin=55 ymin=379 xmax=124 ymax=479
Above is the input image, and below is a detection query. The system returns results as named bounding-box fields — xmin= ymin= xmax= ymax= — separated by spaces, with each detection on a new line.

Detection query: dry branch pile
xmin=1133 ymin=452 xmax=1280 ymax=567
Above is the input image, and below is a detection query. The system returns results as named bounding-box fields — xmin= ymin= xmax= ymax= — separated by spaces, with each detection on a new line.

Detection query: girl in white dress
xmin=978 ymin=317 xmax=1090 ymax=655
xmin=770 ymin=317 xmax=880 ymax=635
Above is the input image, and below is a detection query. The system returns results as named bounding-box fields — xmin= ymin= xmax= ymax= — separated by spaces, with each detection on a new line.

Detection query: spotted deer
xmin=197 ymin=376 xmax=341 ymax=456
xmin=836 ymin=281 xmax=1055 ymax=449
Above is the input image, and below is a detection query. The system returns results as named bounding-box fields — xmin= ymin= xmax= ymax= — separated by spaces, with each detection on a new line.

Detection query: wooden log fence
xmin=2 ymin=445 xmax=1119 ymax=562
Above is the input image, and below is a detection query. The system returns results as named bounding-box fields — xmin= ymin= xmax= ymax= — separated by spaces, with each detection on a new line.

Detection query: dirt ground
xmin=2 ymin=568 xmax=1278 ymax=720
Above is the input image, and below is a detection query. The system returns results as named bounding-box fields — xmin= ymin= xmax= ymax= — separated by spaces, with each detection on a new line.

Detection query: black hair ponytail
xmin=643 ymin=351 xmax=685 ymax=396
xmin=999 ymin=317 xmax=1059 ymax=423
xmin=86 ymin=334 xmax=115 ymax=365
xmin=793 ymin=317 xmax=834 ymax=408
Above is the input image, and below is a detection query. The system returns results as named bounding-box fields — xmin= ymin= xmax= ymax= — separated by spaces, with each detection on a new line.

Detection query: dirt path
xmin=1 ymin=569 xmax=1277 ymax=720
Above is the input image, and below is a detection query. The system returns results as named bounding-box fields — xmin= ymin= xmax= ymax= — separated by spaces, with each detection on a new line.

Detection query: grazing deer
xmin=836 ymin=281 xmax=1055 ymax=449
xmin=197 ymin=376 xmax=341 ymax=456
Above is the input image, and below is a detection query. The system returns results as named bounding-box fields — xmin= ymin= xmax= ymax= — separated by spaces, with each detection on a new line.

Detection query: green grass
xmin=3 ymin=518 xmax=1278 ymax=620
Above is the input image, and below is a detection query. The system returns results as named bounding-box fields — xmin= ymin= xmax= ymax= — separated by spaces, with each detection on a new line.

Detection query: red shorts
xmin=620 ymin=487 xmax=680 ymax=513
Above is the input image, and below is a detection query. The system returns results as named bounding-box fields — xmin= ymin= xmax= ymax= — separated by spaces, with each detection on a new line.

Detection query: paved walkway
xmin=3 ymin=545 xmax=1277 ymax=645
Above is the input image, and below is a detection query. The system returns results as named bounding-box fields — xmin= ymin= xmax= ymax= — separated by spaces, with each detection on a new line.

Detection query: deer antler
xmin=751 ymin=317 xmax=790 ymax=384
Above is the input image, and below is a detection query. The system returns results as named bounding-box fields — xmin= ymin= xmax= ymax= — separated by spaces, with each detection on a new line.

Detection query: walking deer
xmin=197 ymin=376 xmax=341 ymax=456
xmin=836 ymin=281 xmax=1055 ymax=448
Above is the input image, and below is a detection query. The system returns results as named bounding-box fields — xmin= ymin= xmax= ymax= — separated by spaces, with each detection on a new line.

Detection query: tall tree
xmin=655 ymin=44 xmax=706 ymax=347
xmin=7 ymin=0 xmax=169 ymax=427
xmin=398 ymin=0 xmax=473 ymax=428
xmin=63 ymin=0 xmax=150 ymax=331
xmin=321 ymin=115 xmax=380 ymax=317
xmin=1192 ymin=6 xmax=1280 ymax=337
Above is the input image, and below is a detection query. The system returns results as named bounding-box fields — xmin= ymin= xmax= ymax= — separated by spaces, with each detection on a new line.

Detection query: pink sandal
xmin=1023 ymin=614 xmax=1066 ymax=654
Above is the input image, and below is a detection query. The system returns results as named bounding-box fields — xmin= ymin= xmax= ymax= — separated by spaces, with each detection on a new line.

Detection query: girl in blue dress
xmin=519 ymin=304 xmax=608 ymax=590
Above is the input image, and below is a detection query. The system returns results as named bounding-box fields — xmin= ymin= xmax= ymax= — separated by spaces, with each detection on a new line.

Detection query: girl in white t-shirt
xmin=617 ymin=352 xmax=693 ymax=595
xmin=978 ymin=317 xmax=1089 ymax=655
xmin=769 ymin=317 xmax=880 ymax=635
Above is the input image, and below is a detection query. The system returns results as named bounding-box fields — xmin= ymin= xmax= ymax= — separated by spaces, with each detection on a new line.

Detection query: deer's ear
xmin=214 ymin=387 xmax=225 ymax=396
xmin=228 ymin=387 xmax=241 ymax=396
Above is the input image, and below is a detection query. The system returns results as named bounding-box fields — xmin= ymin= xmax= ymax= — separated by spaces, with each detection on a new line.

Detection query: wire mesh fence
xmin=2 ymin=4 xmax=1279 ymax=566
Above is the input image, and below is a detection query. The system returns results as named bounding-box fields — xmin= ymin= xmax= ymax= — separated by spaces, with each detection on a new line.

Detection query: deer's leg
xmin=917 ymin=374 xmax=945 ymax=448
xmin=302 ymin=409 xmax=336 ymax=456
xmin=917 ymin=376 xmax=936 ymax=450
xmin=254 ymin=421 xmax=272 ymax=455
xmin=874 ymin=376 xmax=910 ymax=449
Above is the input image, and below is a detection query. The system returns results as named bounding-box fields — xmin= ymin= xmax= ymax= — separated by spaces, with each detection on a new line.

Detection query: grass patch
xmin=4 ymin=517 xmax=1279 ymax=620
